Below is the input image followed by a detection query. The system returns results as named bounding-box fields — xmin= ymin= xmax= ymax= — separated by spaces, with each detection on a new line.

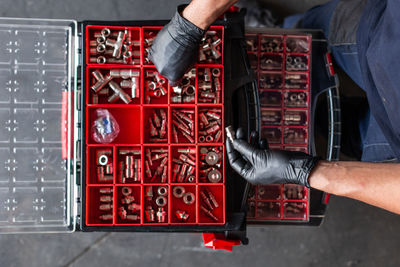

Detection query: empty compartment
xmin=256 ymin=185 xmax=281 ymax=200
xmin=143 ymin=68 xmax=168 ymax=104
xmin=86 ymin=186 xmax=114 ymax=225
xmin=284 ymin=146 xmax=308 ymax=153
xmin=171 ymin=185 xmax=196 ymax=223
xmin=256 ymin=201 xmax=281 ymax=219
xmin=285 ymin=73 xmax=308 ymax=90
xmin=86 ymin=26 xmax=141 ymax=65
xmin=88 ymin=107 xmax=141 ymax=144
xmin=198 ymin=107 xmax=223 ymax=143
xmin=284 ymin=110 xmax=308 ymax=126
xmin=284 ymin=91 xmax=308 ymax=108
xmin=171 ymin=146 xmax=196 ymax=183
xmin=283 ymin=202 xmax=307 ymax=220
xmin=260 ymin=91 xmax=282 ymax=107
xmin=143 ymin=27 xmax=162 ymax=65
xmin=261 ymin=109 xmax=282 ymax=125
xmin=143 ymin=146 xmax=169 ymax=183
xmin=260 ymin=35 xmax=283 ymax=53
xmin=198 ymin=67 xmax=223 ymax=104
xmin=171 ymin=107 xmax=195 ymax=144
xmin=143 ymin=107 xmax=168 ymax=143
xmin=286 ymin=55 xmax=309 ymax=71
xmin=260 ymin=54 xmax=283 ymax=71
xmin=87 ymin=67 xmax=140 ymax=105
xmin=283 ymin=185 xmax=308 ymax=200
xmin=259 ymin=72 xmax=283 ymax=89
xmin=261 ymin=127 xmax=282 ymax=144
xmin=286 ymin=36 xmax=310 ymax=53
xmin=116 ymin=146 xmax=141 ymax=184
xmin=42 ymin=30 xmax=68 ymax=65
xmin=171 ymin=68 xmax=196 ymax=104
xmin=198 ymin=185 xmax=224 ymax=224
xmin=143 ymin=185 xmax=169 ymax=224
xmin=198 ymin=146 xmax=224 ymax=184
xmin=284 ymin=128 xmax=308 ymax=145
xmin=0 ymin=29 xmax=12 ymax=64
xmin=87 ymin=147 xmax=114 ymax=184
xmin=245 ymin=34 xmax=258 ymax=52
xmin=116 ymin=186 xmax=141 ymax=224
xmin=198 ymin=27 xmax=223 ymax=64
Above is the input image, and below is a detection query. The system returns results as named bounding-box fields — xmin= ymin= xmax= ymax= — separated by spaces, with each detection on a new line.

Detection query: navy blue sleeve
xmin=357 ymin=0 xmax=400 ymax=160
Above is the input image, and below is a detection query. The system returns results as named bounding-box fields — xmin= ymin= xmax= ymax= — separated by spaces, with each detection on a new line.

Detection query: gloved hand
xmin=149 ymin=5 xmax=205 ymax=86
xmin=226 ymin=128 xmax=319 ymax=187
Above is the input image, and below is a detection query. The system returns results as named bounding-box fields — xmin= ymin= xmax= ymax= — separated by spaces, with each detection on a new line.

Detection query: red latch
xmin=228 ymin=6 xmax=240 ymax=13
xmin=325 ymin=52 xmax=335 ymax=77
xmin=61 ymin=91 xmax=74 ymax=159
xmin=324 ymin=193 xmax=331 ymax=204
xmin=202 ymin=233 xmax=241 ymax=252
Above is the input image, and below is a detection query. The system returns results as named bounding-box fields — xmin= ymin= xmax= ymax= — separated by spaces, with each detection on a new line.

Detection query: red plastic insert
xmin=246 ymin=33 xmax=311 ymax=222
xmin=85 ymin=26 xmax=225 ymax=226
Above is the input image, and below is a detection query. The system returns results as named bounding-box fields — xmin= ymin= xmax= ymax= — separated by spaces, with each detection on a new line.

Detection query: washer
xmin=205 ymin=151 xmax=219 ymax=166
xmin=208 ymin=169 xmax=222 ymax=183
xmin=183 ymin=192 xmax=195 ymax=205
xmin=98 ymin=155 xmax=108 ymax=166
xmin=155 ymin=196 xmax=167 ymax=207
xmin=122 ymin=187 xmax=132 ymax=196
xmin=157 ymin=186 xmax=168 ymax=196
xmin=173 ymin=186 xmax=185 ymax=198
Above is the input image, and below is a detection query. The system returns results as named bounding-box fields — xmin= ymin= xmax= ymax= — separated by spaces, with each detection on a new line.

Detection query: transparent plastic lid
xmin=0 ymin=18 xmax=77 ymax=232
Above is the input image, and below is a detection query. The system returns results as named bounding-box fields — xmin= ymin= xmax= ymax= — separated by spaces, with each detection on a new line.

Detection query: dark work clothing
xmin=284 ymin=0 xmax=399 ymax=162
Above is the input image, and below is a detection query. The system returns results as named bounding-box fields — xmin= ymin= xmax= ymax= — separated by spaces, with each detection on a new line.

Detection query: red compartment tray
xmin=85 ymin=25 xmax=225 ymax=226
xmin=245 ymin=33 xmax=311 ymax=222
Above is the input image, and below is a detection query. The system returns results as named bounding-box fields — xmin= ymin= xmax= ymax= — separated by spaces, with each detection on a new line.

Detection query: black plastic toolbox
xmin=0 ymin=9 xmax=340 ymax=249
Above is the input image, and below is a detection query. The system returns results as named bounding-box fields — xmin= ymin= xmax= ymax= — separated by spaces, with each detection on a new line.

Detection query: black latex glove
xmin=148 ymin=5 xmax=205 ymax=86
xmin=226 ymin=128 xmax=319 ymax=187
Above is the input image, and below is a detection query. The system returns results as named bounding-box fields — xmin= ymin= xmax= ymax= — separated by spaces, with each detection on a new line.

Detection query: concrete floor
xmin=0 ymin=0 xmax=399 ymax=267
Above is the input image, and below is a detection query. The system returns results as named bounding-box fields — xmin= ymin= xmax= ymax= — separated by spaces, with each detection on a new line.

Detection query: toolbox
xmin=0 ymin=8 xmax=340 ymax=249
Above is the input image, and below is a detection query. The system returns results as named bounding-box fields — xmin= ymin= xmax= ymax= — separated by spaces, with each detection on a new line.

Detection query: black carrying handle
xmin=223 ymin=9 xmax=261 ymax=216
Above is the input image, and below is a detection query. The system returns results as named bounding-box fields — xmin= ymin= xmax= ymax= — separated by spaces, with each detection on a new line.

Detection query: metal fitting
xmin=121 ymin=187 xmax=132 ymax=196
xmin=99 ymin=188 xmax=113 ymax=194
xmin=98 ymin=154 xmax=108 ymax=166
xmin=99 ymin=214 xmax=113 ymax=221
xmin=208 ymin=169 xmax=222 ymax=183
xmin=157 ymin=186 xmax=168 ymax=196
xmin=175 ymin=210 xmax=189 ymax=221
xmin=183 ymin=192 xmax=195 ymax=205
xmin=121 ymin=195 xmax=135 ymax=204
xmin=100 ymin=195 xmax=113 ymax=203
xmin=99 ymin=204 xmax=112 ymax=211
xmin=91 ymin=70 xmax=111 ymax=92
xmin=101 ymin=28 xmax=111 ymax=37
xmin=156 ymin=207 xmax=167 ymax=223
xmin=173 ymin=186 xmax=185 ymax=198
xmin=212 ymin=68 xmax=221 ymax=77
xmin=155 ymin=196 xmax=167 ymax=207
xmin=145 ymin=206 xmax=155 ymax=222
xmin=97 ymin=56 xmax=106 ymax=64
xmin=109 ymin=80 xmax=132 ymax=104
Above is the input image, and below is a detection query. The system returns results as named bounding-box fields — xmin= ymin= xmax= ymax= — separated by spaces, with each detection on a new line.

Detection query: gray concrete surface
xmin=0 ymin=0 xmax=399 ymax=267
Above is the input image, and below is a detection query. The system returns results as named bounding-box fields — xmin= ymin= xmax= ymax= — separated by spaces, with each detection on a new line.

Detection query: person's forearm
xmin=182 ymin=0 xmax=238 ymax=30
xmin=309 ymin=161 xmax=400 ymax=214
